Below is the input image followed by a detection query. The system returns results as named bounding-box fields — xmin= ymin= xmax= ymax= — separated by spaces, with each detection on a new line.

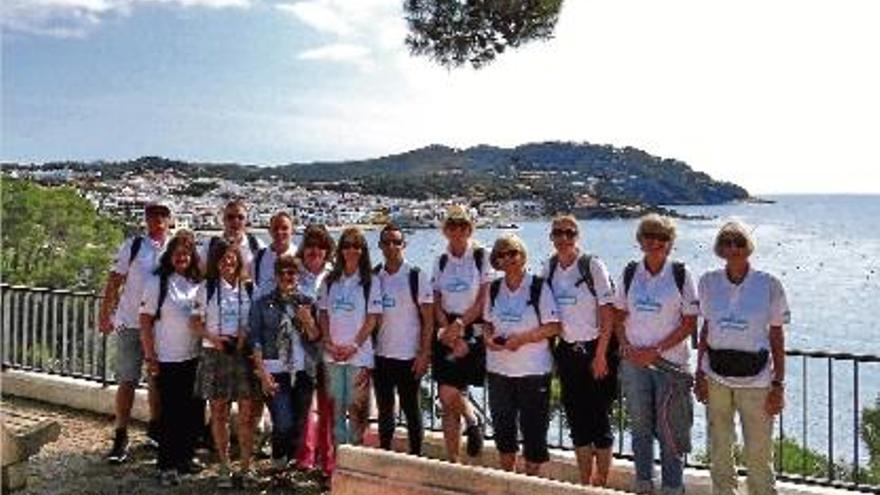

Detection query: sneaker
xmin=237 ymin=469 xmax=259 ymax=489
xmin=159 ymin=469 xmax=180 ymax=487
xmin=271 ymin=456 xmax=289 ymax=472
xmin=105 ymin=428 xmax=129 ymax=464
xmin=145 ymin=420 xmax=160 ymax=449
xmin=216 ymin=465 xmax=234 ymax=489
xmin=465 ymin=419 xmax=484 ymax=457
xmin=178 ymin=457 xmax=205 ymax=475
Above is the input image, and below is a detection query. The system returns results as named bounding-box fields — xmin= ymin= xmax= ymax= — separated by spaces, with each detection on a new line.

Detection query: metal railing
xmin=2 ymin=283 xmax=879 ymax=492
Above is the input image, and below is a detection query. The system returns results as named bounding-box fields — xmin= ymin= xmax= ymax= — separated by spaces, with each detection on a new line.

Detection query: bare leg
xmin=499 ymin=452 xmax=517 ymax=472
xmin=525 ymin=461 xmax=542 ymax=477
xmin=575 ymin=445 xmax=595 ymax=485
xmin=592 ymin=447 xmax=613 ymax=486
xmin=114 ymin=382 xmax=136 ymax=429
xmin=439 ymin=385 xmax=464 ymax=462
xmin=236 ymin=399 xmax=255 ymax=471
xmin=210 ymin=400 xmax=231 ymax=466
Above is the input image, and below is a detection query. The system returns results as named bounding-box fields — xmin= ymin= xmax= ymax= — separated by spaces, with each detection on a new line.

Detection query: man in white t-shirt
xmin=373 ymin=224 xmax=434 ymax=455
xmin=98 ymin=201 xmax=170 ymax=464
xmin=199 ymin=199 xmax=265 ymax=278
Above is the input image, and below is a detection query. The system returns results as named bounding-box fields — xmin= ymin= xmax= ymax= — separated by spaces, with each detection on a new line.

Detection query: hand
xmin=503 ymin=334 xmax=525 ymax=352
xmin=484 ymin=327 xmax=504 ymax=352
xmin=99 ymin=315 xmax=115 ymax=335
xmin=765 ymin=385 xmax=785 ymax=416
xmin=412 ymin=352 xmax=430 ymax=377
xmin=440 ymin=323 xmax=460 ymax=347
xmin=146 ymin=358 xmax=160 ymax=378
xmin=211 ymin=335 xmax=231 ymax=350
xmin=296 ymin=304 xmax=315 ymax=328
xmin=591 ymin=353 xmax=609 ymax=379
xmin=694 ymin=373 xmax=709 ymax=404
xmin=335 ymin=344 xmax=358 ymax=362
xmin=261 ymin=373 xmax=279 ymax=397
xmin=451 ymin=339 xmax=469 ymax=359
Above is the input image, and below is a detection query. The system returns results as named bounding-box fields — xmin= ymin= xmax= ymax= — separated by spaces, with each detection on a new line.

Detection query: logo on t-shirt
xmin=634 ymin=296 xmax=662 ymax=313
xmin=382 ymin=293 xmax=396 ymax=309
xmin=445 ymin=278 xmax=470 ymax=293
xmin=498 ymin=309 xmax=523 ymax=323
xmin=333 ymin=295 xmax=356 ymax=313
xmin=719 ymin=314 xmax=749 ymax=332
xmin=555 ymin=292 xmax=577 ymax=307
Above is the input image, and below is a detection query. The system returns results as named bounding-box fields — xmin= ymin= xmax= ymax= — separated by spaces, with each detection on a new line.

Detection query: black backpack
xmin=373 ymin=263 xmax=421 ymax=307
xmin=546 ymin=253 xmax=601 ymax=297
xmin=253 ymin=247 xmax=267 ymax=286
xmin=128 ymin=235 xmax=144 ymax=266
xmin=489 ymin=275 xmax=545 ymax=325
xmin=622 ymin=260 xmax=686 ymax=296
xmin=153 ymin=273 xmax=170 ymax=322
xmin=438 ymin=246 xmax=486 ymax=274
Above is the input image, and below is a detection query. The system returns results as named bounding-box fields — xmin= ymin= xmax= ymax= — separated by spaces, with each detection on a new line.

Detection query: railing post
xmin=22 ymin=291 xmax=32 ymax=368
xmin=71 ymin=294 xmax=81 ymax=374
xmin=51 ymin=292 xmax=61 ymax=372
xmin=12 ymin=289 xmax=21 ymax=367
xmin=61 ymin=293 xmax=70 ymax=374
xmin=1 ymin=286 xmax=11 ymax=367
xmin=41 ymin=289 xmax=50 ymax=370
xmin=801 ymin=354 xmax=808 ymax=477
xmin=91 ymin=299 xmax=101 ymax=379
xmin=853 ymin=361 xmax=860 ymax=485
xmin=827 ymin=357 xmax=834 ymax=481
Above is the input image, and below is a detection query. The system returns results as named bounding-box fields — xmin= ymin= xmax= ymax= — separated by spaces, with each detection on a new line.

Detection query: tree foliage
xmin=404 ymin=0 xmax=564 ymax=69
xmin=1 ymin=178 xmax=124 ymax=291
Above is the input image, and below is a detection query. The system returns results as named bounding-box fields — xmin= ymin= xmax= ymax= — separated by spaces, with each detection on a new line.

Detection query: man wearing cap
xmin=98 ymin=201 xmax=171 ymax=463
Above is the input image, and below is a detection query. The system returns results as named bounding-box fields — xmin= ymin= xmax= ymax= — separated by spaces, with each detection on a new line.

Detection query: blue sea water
xmin=278 ymin=194 xmax=880 ymax=464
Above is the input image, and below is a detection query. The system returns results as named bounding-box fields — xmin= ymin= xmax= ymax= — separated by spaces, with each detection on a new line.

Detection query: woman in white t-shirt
xmin=139 ymin=230 xmax=203 ymax=487
xmin=695 ymin=221 xmax=789 ymax=495
xmin=318 ymin=227 xmax=382 ymax=449
xmin=541 ymin=214 xmax=617 ymax=486
xmin=614 ymin=215 xmax=699 ymax=495
xmin=191 ymin=239 xmax=260 ymax=489
xmin=431 ymin=205 xmax=491 ymax=462
xmin=483 ymin=234 xmax=560 ymax=476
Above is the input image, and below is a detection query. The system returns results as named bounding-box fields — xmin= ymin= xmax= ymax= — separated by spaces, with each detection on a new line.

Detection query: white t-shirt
xmin=298 ymin=264 xmax=332 ymax=301
xmin=140 ymin=273 xmax=200 ymax=363
xmin=111 ymin=235 xmax=168 ymax=329
xmin=541 ymin=253 xmax=615 ymax=343
xmin=375 ymin=261 xmax=434 ymax=360
xmin=191 ymin=278 xmax=251 ymax=349
xmin=252 ymin=244 xmax=298 ymax=299
xmin=318 ymin=272 xmax=383 ymax=368
xmin=198 ymin=234 xmax=266 ymax=279
xmin=614 ymin=261 xmax=700 ymax=367
xmin=699 ymin=268 xmax=790 ymax=388
xmin=483 ymin=274 xmax=559 ymax=377
xmin=432 ymin=245 xmax=491 ymax=315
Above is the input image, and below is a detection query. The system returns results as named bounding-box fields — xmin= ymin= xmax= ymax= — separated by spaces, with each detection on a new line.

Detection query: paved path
xmin=1 ymin=395 xmax=328 ymax=494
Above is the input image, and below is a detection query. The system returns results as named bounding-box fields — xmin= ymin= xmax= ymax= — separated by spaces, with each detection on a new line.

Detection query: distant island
xmin=4 ymin=141 xmax=752 ymax=221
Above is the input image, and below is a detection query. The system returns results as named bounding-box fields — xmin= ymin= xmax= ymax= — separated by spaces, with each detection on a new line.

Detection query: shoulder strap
xmin=373 ymin=263 xmax=383 ymax=275
xmin=672 ymin=261 xmax=686 ymax=294
xmin=409 ymin=266 xmax=421 ymax=307
xmin=254 ymin=247 xmax=267 ymax=285
xmin=473 ymin=247 xmax=485 ymax=273
xmin=154 ymin=273 xmax=170 ymax=321
xmin=546 ymin=255 xmax=559 ymax=291
xmin=128 ymin=236 xmax=144 ymax=266
xmin=438 ymin=253 xmax=449 ymax=273
xmin=575 ymin=254 xmax=597 ymax=298
xmin=246 ymin=233 xmax=260 ymax=254
xmin=529 ymin=275 xmax=544 ymax=325
xmin=623 ymin=261 xmax=639 ymax=296
xmin=206 ymin=277 xmax=219 ymax=303
xmin=244 ymin=280 xmax=254 ymax=300
xmin=489 ymin=279 xmax=502 ymax=309
xmin=362 ymin=275 xmax=371 ymax=313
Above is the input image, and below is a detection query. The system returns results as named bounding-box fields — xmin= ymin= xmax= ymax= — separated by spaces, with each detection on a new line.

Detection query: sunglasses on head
xmin=720 ymin=237 xmax=748 ymax=248
xmin=642 ymin=232 xmax=671 ymax=242
xmin=551 ymin=228 xmax=578 ymax=239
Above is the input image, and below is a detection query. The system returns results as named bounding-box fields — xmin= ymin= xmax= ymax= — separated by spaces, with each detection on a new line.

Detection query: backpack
xmin=153 ymin=273 xmax=170 ymax=322
xmin=128 ymin=236 xmax=144 ymax=266
xmin=438 ymin=246 xmax=485 ymax=274
xmin=253 ymin=247 xmax=267 ymax=286
xmin=205 ymin=277 xmax=254 ymax=332
xmin=489 ymin=275 xmax=545 ymax=325
xmin=546 ymin=253 xmax=600 ymax=297
xmin=622 ymin=260 xmax=686 ymax=296
xmin=373 ymin=263 xmax=421 ymax=307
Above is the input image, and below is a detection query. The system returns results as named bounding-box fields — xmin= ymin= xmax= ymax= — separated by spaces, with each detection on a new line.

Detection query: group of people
xmin=98 ymin=199 xmax=789 ymax=495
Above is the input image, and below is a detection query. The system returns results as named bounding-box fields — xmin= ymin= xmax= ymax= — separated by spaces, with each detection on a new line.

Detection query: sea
xmin=262 ymin=194 xmax=880 ymax=465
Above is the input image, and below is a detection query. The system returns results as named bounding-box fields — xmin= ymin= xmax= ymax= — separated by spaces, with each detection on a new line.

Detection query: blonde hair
xmin=636 ymin=214 xmax=677 ymax=243
xmin=551 ymin=214 xmax=579 ymax=232
xmin=713 ymin=220 xmax=756 ymax=257
xmin=490 ymin=234 xmax=528 ymax=270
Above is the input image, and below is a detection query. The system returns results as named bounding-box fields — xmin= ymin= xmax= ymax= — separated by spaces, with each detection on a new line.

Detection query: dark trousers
xmin=374 ymin=356 xmax=423 ymax=455
xmin=266 ymin=371 xmax=315 ymax=460
xmin=157 ymin=359 xmax=202 ymax=471
xmin=555 ymin=339 xmax=617 ymax=449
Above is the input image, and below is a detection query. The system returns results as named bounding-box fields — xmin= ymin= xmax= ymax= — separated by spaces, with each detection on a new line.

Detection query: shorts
xmin=115 ymin=327 xmax=144 ymax=384
xmin=431 ymin=317 xmax=486 ymax=389
xmin=195 ymin=348 xmax=260 ymax=401
xmin=487 ymin=372 xmax=551 ymax=463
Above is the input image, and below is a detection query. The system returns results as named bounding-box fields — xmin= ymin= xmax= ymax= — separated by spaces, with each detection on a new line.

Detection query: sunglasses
xmin=340 ymin=242 xmax=363 ymax=250
xmin=551 ymin=228 xmax=578 ymax=239
xmin=381 ymin=238 xmax=405 ymax=247
xmin=720 ymin=237 xmax=748 ymax=248
xmin=225 ymin=213 xmax=246 ymax=221
xmin=278 ymin=269 xmax=297 ymax=277
xmin=642 ymin=232 xmax=671 ymax=243
xmin=497 ymin=250 xmax=519 ymax=259
xmin=445 ymin=220 xmax=470 ymax=229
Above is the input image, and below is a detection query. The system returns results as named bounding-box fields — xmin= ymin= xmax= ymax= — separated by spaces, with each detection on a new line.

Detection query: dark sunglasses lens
xmin=552 ymin=229 xmax=577 ymax=238
xmin=226 ymin=214 xmax=245 ymax=221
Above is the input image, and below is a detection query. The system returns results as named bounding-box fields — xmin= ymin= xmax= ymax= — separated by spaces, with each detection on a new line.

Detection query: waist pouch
xmin=707 ymin=347 xmax=769 ymax=377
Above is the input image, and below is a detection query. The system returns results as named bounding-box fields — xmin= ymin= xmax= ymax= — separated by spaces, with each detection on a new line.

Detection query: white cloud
xmin=298 ymin=43 xmax=371 ymax=66
xmin=274 ymin=1 xmax=351 ymax=35
xmin=1 ymin=0 xmax=250 ymax=37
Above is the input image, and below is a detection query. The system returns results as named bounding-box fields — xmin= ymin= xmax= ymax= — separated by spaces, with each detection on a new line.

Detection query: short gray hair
xmin=713 ymin=221 xmax=756 ymax=257
xmin=490 ymin=234 xmax=528 ymax=270
xmin=636 ymin=214 xmax=677 ymax=243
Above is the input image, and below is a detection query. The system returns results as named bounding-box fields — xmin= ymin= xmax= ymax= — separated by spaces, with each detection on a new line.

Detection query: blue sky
xmin=3 ymin=0 xmax=878 ymax=194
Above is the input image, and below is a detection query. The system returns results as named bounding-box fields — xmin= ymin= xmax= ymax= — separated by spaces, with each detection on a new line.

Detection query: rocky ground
xmin=2 ymin=395 xmax=329 ymax=495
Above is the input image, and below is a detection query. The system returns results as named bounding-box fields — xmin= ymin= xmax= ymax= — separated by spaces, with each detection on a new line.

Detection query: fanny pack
xmin=707 ymin=347 xmax=769 ymax=377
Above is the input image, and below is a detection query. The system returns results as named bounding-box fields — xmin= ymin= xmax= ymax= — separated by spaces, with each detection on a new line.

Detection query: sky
xmin=2 ymin=0 xmax=878 ymax=194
